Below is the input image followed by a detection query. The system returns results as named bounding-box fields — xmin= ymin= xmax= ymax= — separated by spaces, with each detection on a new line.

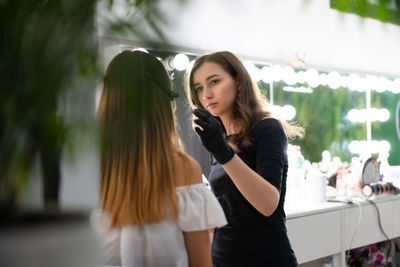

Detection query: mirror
xmin=361 ymin=157 xmax=380 ymax=185
xmin=101 ymin=45 xmax=400 ymax=172
xmin=259 ymin=71 xmax=367 ymax=163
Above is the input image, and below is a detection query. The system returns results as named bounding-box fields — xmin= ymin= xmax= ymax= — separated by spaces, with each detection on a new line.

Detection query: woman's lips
xmin=207 ymin=102 xmax=217 ymax=108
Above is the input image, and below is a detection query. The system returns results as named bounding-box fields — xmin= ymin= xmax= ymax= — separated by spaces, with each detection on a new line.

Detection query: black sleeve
xmin=254 ymin=119 xmax=287 ymax=193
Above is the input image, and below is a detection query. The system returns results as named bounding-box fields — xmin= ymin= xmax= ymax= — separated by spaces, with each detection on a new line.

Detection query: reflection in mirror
xmin=370 ymin=83 xmax=400 ymax=166
xmin=257 ymin=66 xmax=366 ymax=164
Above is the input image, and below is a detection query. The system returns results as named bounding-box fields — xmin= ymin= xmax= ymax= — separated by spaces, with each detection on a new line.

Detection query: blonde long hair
xmin=98 ymin=50 xmax=190 ymax=227
xmin=185 ymin=51 xmax=304 ymax=151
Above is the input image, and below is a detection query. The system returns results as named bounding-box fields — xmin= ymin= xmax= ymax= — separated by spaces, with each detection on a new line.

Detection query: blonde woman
xmin=97 ymin=50 xmax=226 ymax=267
xmin=186 ymin=51 xmax=304 ymax=267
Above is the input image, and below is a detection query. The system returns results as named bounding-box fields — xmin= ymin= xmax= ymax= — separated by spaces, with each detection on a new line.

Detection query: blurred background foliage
xmin=370 ymin=91 xmax=400 ymax=165
xmin=331 ymin=0 xmax=400 ymax=26
xmin=0 ymin=0 xmax=183 ymax=212
xmin=1 ymin=0 xmax=96 ymax=211
xmin=259 ymin=79 xmax=400 ymax=165
xmin=259 ymin=81 xmax=367 ymax=163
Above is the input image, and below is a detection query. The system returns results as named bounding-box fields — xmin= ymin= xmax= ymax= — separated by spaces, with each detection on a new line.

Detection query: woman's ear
xmin=236 ymin=78 xmax=241 ymax=91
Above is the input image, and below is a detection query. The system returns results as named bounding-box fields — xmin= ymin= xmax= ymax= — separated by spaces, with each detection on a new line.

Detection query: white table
xmin=285 ymin=194 xmax=400 ymax=266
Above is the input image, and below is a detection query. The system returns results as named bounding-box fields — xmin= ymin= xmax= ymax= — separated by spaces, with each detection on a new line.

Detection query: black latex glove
xmin=193 ymin=109 xmax=235 ymax=164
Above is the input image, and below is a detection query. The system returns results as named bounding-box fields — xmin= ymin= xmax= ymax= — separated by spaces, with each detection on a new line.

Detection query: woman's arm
xmin=192 ymin=109 xmax=284 ymax=217
xmin=183 ymin=230 xmax=212 ymax=267
xmin=222 ymin=120 xmax=286 ymax=216
xmin=181 ymin=157 xmax=212 ymax=267
xmin=222 ymin=154 xmax=280 ymax=216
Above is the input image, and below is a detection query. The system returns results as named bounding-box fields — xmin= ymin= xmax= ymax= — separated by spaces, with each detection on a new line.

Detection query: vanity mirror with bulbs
xmin=99 ymin=44 xmax=400 ymax=182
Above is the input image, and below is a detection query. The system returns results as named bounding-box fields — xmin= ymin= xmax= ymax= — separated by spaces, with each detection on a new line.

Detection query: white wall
xmin=18 ymin=141 xmax=100 ymax=211
xmin=149 ymin=0 xmax=400 ymax=76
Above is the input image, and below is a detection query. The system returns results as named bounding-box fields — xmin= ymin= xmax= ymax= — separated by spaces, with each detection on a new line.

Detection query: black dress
xmin=209 ymin=118 xmax=298 ymax=267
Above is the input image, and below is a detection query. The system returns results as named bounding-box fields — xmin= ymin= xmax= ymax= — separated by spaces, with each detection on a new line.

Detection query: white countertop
xmin=285 ymin=200 xmax=344 ymax=219
xmin=284 ymin=194 xmax=400 ymax=219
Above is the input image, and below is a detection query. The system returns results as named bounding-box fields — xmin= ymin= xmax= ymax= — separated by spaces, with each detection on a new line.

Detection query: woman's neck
xmin=219 ymin=113 xmax=237 ymax=136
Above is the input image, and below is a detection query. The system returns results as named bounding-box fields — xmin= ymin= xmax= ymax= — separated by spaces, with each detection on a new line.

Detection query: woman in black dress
xmin=185 ymin=51 xmax=304 ymax=267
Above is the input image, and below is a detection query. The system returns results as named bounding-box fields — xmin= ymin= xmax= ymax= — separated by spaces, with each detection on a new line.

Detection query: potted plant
xmin=0 ymin=0 xmax=181 ymax=265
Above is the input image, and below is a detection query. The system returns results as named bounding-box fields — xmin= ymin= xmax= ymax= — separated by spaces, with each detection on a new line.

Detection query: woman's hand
xmin=194 ymin=108 xmax=280 ymax=216
xmin=192 ymin=109 xmax=234 ymax=164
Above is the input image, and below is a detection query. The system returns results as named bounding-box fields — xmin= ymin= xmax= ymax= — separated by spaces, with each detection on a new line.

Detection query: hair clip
xmin=145 ymin=73 xmax=179 ymax=100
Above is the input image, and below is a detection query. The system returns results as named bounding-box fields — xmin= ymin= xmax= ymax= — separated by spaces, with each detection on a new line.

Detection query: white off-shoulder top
xmin=93 ymin=183 xmax=227 ymax=267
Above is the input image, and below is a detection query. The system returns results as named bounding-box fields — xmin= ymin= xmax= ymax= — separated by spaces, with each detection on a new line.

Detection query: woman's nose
xmin=202 ymin=87 xmax=212 ymax=99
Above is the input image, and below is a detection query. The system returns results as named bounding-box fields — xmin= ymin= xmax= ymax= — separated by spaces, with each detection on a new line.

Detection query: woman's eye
xmin=195 ymin=86 xmax=203 ymax=92
xmin=210 ymin=79 xmax=218 ymax=85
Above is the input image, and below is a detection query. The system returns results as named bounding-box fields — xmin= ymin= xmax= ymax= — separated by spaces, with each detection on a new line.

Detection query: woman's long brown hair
xmin=185 ymin=51 xmax=304 ymax=151
xmin=98 ymin=50 xmax=190 ymax=227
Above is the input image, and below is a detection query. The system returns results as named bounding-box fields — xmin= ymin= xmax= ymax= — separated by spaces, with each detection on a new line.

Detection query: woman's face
xmin=193 ymin=62 xmax=238 ymax=118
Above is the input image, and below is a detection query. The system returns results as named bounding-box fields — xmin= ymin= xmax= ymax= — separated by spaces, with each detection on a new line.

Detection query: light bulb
xmin=347 ymin=73 xmax=361 ymax=91
xmin=340 ymin=75 xmax=348 ymax=89
xmin=261 ymin=66 xmax=273 ymax=84
xmin=380 ymin=140 xmax=391 ymax=152
xmin=365 ymin=75 xmax=379 ymax=91
xmin=369 ymin=108 xmax=379 ymax=122
xmin=173 ymin=54 xmax=189 ymax=71
xmin=282 ymin=105 xmax=296 ymax=120
xmin=319 ymin=73 xmax=328 ymax=86
xmin=376 ymin=77 xmax=389 ymax=93
xmin=392 ymin=78 xmax=400 ymax=93
xmin=296 ymin=71 xmax=306 ymax=84
xmin=347 ymin=109 xmax=360 ymax=123
xmin=378 ymin=108 xmax=390 ymax=122
xmin=244 ymin=61 xmax=261 ymax=82
xmin=349 ymin=141 xmax=360 ymax=154
xmin=327 ymin=71 xmax=341 ymax=89
xmin=304 ymin=68 xmax=320 ymax=88
xmin=282 ymin=66 xmax=296 ymax=85
xmin=270 ymin=65 xmax=283 ymax=82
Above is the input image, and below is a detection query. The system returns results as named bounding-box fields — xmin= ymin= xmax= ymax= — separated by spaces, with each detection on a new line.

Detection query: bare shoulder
xmin=187 ymin=156 xmax=202 ymax=185
xmin=174 ymin=153 xmax=203 ymax=186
